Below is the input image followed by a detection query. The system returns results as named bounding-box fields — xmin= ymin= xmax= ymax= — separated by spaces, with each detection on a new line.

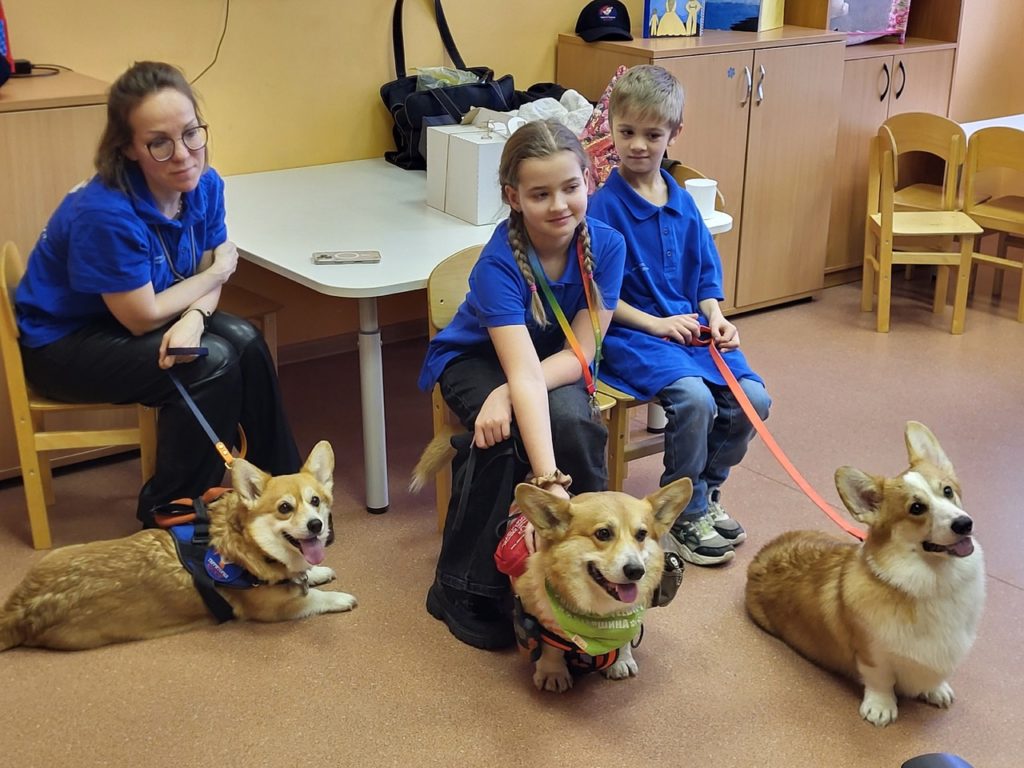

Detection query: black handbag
xmin=380 ymin=0 xmax=516 ymax=171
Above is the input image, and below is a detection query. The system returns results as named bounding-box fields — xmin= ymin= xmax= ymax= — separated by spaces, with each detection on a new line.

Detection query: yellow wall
xmin=5 ymin=0 xmax=1023 ymax=349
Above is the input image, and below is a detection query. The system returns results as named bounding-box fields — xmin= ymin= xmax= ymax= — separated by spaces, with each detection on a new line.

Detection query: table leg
xmin=358 ymin=297 xmax=389 ymax=513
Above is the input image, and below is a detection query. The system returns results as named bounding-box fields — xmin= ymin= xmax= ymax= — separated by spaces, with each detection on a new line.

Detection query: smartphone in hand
xmin=166 ymin=347 xmax=209 ymax=356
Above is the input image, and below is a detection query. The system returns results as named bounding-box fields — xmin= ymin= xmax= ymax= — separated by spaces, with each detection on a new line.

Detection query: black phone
xmin=166 ymin=346 xmax=209 ymax=357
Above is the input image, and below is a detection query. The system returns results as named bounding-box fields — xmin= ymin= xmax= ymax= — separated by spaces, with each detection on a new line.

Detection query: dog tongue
xmin=299 ymin=538 xmax=326 ymax=565
xmin=949 ymin=537 xmax=974 ymax=558
xmin=615 ymin=583 xmax=639 ymax=603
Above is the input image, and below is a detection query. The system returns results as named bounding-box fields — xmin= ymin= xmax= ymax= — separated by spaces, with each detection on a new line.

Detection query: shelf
xmin=842 ymin=37 xmax=958 ymax=61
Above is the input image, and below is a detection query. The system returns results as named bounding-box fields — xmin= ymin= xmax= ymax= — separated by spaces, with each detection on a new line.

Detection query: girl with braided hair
xmin=418 ymin=119 xmax=625 ymax=650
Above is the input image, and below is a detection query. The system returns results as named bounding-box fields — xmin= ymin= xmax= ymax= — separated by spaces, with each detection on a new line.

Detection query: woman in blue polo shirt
xmin=15 ymin=61 xmax=299 ymax=523
xmin=419 ymin=120 xmax=625 ymax=651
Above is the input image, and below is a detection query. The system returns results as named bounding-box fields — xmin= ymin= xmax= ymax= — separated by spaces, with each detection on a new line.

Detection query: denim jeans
xmin=21 ymin=312 xmax=300 ymax=523
xmin=435 ymin=352 xmax=608 ymax=597
xmin=659 ymin=376 xmax=771 ymax=525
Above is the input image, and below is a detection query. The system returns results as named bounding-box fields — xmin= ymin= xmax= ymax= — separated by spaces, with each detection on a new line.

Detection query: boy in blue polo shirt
xmin=589 ymin=65 xmax=771 ymax=566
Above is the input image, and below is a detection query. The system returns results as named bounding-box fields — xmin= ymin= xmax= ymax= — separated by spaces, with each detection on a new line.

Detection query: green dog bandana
xmin=545 ymin=581 xmax=644 ymax=656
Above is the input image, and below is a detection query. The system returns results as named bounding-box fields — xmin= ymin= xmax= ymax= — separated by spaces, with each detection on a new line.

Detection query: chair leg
xmin=15 ymin=443 xmax=53 ymax=549
xmin=933 ymin=266 xmax=950 ymax=314
xmin=861 ymin=234 xmax=876 ymax=313
xmin=950 ymin=236 xmax=975 ymax=335
xmin=606 ymin=401 xmax=629 ymax=492
xmin=877 ymin=237 xmax=893 ymax=333
xmin=993 ymin=233 xmax=1008 ymax=299
xmin=138 ymin=405 xmax=158 ymax=482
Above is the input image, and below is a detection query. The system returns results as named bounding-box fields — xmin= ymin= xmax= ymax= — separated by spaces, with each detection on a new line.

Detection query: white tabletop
xmin=224 ymin=159 xmax=495 ymax=299
xmin=960 ymin=113 xmax=1024 ymax=140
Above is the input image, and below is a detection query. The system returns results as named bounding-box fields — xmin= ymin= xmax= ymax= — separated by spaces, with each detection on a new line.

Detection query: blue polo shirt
xmin=588 ymin=168 xmax=762 ymax=399
xmin=15 ymin=166 xmax=227 ymax=348
xmin=418 ymin=217 xmax=625 ymax=391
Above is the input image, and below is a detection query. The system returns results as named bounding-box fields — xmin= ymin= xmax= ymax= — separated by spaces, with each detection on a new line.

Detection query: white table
xmin=961 ymin=113 xmax=1024 ymax=140
xmin=224 ymin=158 xmax=733 ymax=512
xmin=224 ymin=159 xmax=495 ymax=512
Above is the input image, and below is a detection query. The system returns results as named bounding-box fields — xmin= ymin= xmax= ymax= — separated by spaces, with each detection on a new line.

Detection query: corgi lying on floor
xmin=745 ymin=421 xmax=984 ymax=726
xmin=507 ymin=477 xmax=692 ymax=692
xmin=0 ymin=441 xmax=356 ymax=651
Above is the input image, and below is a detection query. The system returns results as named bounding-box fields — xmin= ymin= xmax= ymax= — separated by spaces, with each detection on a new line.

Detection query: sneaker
xmin=707 ymin=488 xmax=746 ymax=545
xmin=426 ymin=580 xmax=515 ymax=650
xmin=665 ymin=514 xmax=735 ymax=566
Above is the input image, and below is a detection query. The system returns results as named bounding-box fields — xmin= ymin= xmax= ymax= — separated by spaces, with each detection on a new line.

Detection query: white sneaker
xmin=664 ymin=514 xmax=735 ymax=567
xmin=708 ymin=488 xmax=746 ymax=545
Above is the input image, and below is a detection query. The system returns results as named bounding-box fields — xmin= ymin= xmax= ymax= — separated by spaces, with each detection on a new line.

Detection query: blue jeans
xmin=659 ymin=376 xmax=771 ymax=525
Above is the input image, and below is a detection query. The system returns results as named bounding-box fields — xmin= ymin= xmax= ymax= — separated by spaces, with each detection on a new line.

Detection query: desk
xmin=224 ymin=159 xmax=495 ymax=512
xmin=961 ymin=113 xmax=1024 ymax=140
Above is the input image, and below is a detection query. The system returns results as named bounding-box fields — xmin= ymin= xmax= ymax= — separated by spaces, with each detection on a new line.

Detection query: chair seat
xmin=895 ymin=183 xmax=945 ymax=211
xmin=28 ymin=390 xmax=130 ymax=413
xmin=968 ymin=195 xmax=1024 ymax=235
xmin=870 ymin=211 xmax=983 ymax=238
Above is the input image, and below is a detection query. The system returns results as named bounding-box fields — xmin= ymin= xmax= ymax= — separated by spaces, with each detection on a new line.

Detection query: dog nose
xmin=623 ymin=563 xmax=645 ymax=582
xmin=951 ymin=516 xmax=973 ymax=536
xmin=307 ymin=518 xmax=323 ymax=535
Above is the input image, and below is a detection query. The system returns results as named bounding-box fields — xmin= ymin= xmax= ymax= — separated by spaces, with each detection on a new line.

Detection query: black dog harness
xmin=512 ymin=596 xmax=623 ymax=673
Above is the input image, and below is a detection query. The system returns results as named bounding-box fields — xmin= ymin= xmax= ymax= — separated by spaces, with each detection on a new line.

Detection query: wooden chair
xmin=861 ymin=126 xmax=982 ymax=334
xmin=1 ymin=241 xmax=157 ymax=549
xmin=424 ymin=244 xmax=613 ymax=527
xmin=600 ymin=163 xmax=727 ymax=491
xmin=963 ymin=126 xmax=1024 ymax=322
xmin=884 ymin=112 xmax=967 ymax=213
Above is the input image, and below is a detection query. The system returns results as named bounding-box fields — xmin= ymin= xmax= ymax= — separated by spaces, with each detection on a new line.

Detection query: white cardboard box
xmin=425 ymin=125 xmax=508 ymax=225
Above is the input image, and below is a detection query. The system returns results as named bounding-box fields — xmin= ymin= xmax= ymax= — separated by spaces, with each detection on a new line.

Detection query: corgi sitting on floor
xmin=745 ymin=421 xmax=984 ymax=726
xmin=504 ymin=477 xmax=692 ymax=692
xmin=0 ymin=441 xmax=357 ymax=651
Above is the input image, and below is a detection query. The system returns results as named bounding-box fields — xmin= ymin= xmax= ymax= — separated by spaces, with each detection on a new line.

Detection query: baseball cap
xmin=575 ymin=1 xmax=632 ymax=43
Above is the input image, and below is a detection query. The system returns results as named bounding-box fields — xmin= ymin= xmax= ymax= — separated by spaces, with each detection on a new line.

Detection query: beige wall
xmin=5 ymin=0 xmax=1023 ymax=349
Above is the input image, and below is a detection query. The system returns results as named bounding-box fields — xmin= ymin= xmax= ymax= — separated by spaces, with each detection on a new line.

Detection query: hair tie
xmin=529 ymin=284 xmax=538 ymax=293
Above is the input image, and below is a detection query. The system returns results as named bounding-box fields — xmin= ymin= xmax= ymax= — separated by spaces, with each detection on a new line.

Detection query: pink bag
xmin=578 ymin=65 xmax=628 ymax=192
xmin=831 ymin=0 xmax=912 ymax=46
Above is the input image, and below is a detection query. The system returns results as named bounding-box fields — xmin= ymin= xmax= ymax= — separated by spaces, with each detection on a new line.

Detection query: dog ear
xmin=834 ymin=466 xmax=883 ymax=525
xmin=514 ymin=483 xmax=572 ymax=538
xmin=303 ymin=441 xmax=335 ymax=491
xmin=645 ymin=476 xmax=693 ymax=534
xmin=232 ymin=459 xmax=270 ymax=504
xmin=904 ymin=421 xmax=955 ymax=477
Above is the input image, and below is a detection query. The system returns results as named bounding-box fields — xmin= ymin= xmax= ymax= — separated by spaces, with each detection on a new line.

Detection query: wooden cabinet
xmin=0 ymin=71 xmax=139 ymax=480
xmin=557 ymin=28 xmax=844 ymax=312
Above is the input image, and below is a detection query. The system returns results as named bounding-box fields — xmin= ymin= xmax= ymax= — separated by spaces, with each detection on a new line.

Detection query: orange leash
xmin=692 ymin=327 xmax=865 ymax=541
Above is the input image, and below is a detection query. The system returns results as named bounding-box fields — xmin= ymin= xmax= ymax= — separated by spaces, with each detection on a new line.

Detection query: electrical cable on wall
xmin=191 ymin=0 xmax=231 ymax=85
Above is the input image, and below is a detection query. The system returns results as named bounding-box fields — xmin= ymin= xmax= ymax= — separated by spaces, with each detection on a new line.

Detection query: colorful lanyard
xmin=526 ymin=239 xmax=602 ymax=403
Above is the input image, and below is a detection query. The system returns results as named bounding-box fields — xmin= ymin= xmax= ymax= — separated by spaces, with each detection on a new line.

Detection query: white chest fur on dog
xmin=745 ymin=422 xmax=986 ymax=727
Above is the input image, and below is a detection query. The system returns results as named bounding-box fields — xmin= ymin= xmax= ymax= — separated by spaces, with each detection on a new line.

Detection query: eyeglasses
xmin=145 ymin=125 xmax=209 ymax=162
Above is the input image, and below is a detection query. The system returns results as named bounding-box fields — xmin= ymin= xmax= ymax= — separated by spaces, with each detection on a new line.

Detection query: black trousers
xmin=435 ymin=352 xmax=608 ymax=598
xmin=20 ymin=312 xmax=301 ymax=523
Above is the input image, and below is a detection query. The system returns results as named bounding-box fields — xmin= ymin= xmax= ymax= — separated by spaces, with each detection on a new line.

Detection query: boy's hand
xmin=474 ymin=386 xmax=513 ymax=449
xmin=650 ymin=313 xmax=701 ymax=344
xmin=708 ymin=315 xmax=741 ymax=351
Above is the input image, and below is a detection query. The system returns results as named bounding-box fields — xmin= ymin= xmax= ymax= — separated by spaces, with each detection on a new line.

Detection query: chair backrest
xmin=963 ymin=126 xmax=1024 ymax=211
xmin=874 ymin=125 xmax=899 ymax=231
xmin=1 ymin=241 xmax=30 ymax=411
xmin=427 ymin=245 xmax=482 ymax=337
xmin=881 ymin=112 xmax=966 ymax=210
xmin=668 ymin=162 xmax=726 ymax=211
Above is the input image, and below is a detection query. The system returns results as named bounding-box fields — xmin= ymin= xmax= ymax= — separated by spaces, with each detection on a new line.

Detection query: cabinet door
xmin=888 ymin=49 xmax=955 ymax=116
xmin=660 ymin=51 xmax=753 ymax=311
xmin=738 ymin=42 xmax=844 ymax=308
xmin=825 ymin=56 xmax=894 ymax=274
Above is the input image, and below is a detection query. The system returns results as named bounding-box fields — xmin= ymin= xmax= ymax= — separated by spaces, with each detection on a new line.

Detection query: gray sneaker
xmin=664 ymin=514 xmax=735 ymax=566
xmin=708 ymin=488 xmax=746 ymax=545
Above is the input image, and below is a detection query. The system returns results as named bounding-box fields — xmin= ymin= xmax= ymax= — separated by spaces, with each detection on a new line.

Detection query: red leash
xmin=692 ymin=326 xmax=865 ymax=541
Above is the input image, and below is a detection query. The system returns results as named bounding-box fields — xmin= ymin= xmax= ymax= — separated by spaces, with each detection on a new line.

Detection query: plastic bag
xmin=415 ymin=66 xmax=483 ymax=92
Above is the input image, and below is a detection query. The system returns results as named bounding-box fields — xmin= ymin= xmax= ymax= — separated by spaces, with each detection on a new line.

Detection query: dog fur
xmin=744 ymin=421 xmax=985 ymax=726
xmin=512 ymin=477 xmax=692 ymax=692
xmin=0 ymin=440 xmax=356 ymax=651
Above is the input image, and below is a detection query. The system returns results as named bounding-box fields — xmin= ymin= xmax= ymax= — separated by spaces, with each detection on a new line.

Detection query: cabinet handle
xmin=756 ymin=64 xmax=765 ymax=105
xmin=880 ymin=62 xmax=890 ymax=102
xmin=895 ymin=60 xmax=907 ymax=99
xmin=741 ymin=66 xmax=752 ymax=106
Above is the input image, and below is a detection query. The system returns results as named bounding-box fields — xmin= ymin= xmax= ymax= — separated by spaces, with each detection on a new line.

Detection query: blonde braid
xmin=507 ymin=212 xmax=549 ymax=327
xmin=577 ymin=219 xmax=604 ymax=310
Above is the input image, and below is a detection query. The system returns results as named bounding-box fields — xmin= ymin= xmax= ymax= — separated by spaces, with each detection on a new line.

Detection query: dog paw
xmin=325 ymin=591 xmax=358 ymax=612
xmin=534 ymin=665 xmax=573 ymax=693
xmin=919 ymin=682 xmax=955 ymax=708
xmin=860 ymin=692 xmax=898 ymax=727
xmin=602 ymin=657 xmax=638 ymax=680
xmin=306 ymin=566 xmax=336 ymax=586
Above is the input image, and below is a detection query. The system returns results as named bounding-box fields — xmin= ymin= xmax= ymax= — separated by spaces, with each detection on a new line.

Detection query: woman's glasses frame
xmin=146 ymin=125 xmax=209 ymax=162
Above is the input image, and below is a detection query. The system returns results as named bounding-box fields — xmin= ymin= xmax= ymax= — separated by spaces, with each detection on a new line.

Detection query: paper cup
xmin=684 ymin=178 xmax=718 ymax=218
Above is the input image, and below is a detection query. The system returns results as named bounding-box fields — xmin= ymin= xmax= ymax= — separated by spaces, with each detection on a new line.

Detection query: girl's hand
xmin=650 ymin=313 xmax=700 ymax=344
xmin=709 ymin=315 xmax=740 ymax=351
xmin=158 ymin=314 xmax=205 ymax=369
xmin=474 ymin=386 xmax=513 ymax=449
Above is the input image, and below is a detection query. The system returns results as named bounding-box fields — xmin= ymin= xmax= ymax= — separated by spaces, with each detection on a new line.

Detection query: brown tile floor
xmin=1 ymin=280 xmax=1022 ymax=767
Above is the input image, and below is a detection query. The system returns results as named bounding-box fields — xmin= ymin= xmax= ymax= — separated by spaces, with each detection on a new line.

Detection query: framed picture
xmin=702 ymin=0 xmax=784 ymax=33
xmin=644 ymin=0 xmax=704 ymax=38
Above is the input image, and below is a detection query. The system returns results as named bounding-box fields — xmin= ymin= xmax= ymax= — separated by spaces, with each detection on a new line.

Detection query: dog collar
xmin=544 ymin=581 xmax=644 ymax=656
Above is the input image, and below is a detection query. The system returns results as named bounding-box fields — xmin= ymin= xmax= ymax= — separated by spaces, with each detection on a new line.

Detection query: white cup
xmin=684 ymin=178 xmax=718 ymax=219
